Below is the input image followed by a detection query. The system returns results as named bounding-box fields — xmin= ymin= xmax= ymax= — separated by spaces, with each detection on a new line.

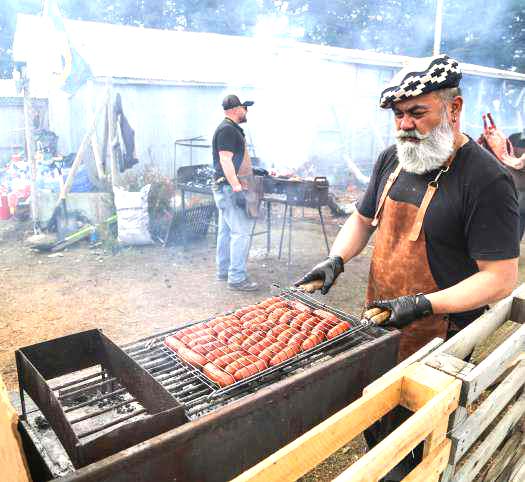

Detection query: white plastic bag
xmin=114 ymin=185 xmax=154 ymax=245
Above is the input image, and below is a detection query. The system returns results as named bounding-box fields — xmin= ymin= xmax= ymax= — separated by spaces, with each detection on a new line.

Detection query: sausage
xmin=266 ymin=301 xmax=289 ymax=313
xmin=242 ymin=315 xmax=267 ymax=329
xmin=299 ymin=316 xmax=321 ymax=333
xmin=187 ymin=334 xmax=216 ymax=348
xmin=256 ymin=297 xmax=281 ymax=309
xmin=207 ymin=344 xmax=240 ymax=362
xmin=301 ymin=333 xmax=324 ymax=351
xmin=269 ymin=344 xmax=301 ymax=366
xmin=177 ymin=346 xmax=208 ymax=367
xmin=256 ymin=320 xmax=278 ymax=333
xmin=173 ymin=324 xmax=203 ymax=339
xmin=241 ymin=331 xmax=266 ymax=348
xmin=203 ymin=363 xmax=235 ymax=387
xmin=290 ymin=312 xmax=315 ymax=330
xmin=270 ymin=323 xmax=290 ymax=337
xmin=233 ymin=359 xmax=268 ymax=381
xmin=224 ymin=355 xmax=261 ymax=375
xmin=289 ymin=300 xmax=312 ymax=313
xmin=278 ymin=310 xmax=300 ymax=325
xmin=192 ymin=340 xmax=225 ymax=356
xmin=213 ymin=350 xmax=246 ymax=369
xmin=208 ymin=315 xmax=236 ymax=328
xmin=164 ymin=335 xmax=186 ymax=353
xmin=313 ymin=309 xmax=339 ymax=323
xmin=288 ymin=331 xmax=308 ymax=346
xmin=228 ymin=332 xmax=248 ymax=346
xmin=277 ymin=327 xmax=300 ymax=344
xmin=258 ymin=341 xmax=286 ymax=364
xmin=213 ymin=319 xmax=243 ymax=334
xmin=268 ymin=308 xmax=290 ymax=323
xmin=247 ymin=338 xmax=274 ymax=356
xmin=311 ymin=320 xmax=335 ymax=336
xmin=217 ymin=327 xmax=239 ymax=344
xmin=235 ymin=305 xmax=257 ymax=318
xmin=327 ymin=321 xmax=352 ymax=339
xmin=240 ymin=309 xmax=267 ymax=324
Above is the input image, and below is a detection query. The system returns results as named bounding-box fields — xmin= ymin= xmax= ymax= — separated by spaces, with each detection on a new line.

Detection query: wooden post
xmin=51 ymin=87 xmax=109 ymax=214
xmin=88 ymin=79 xmax=105 ymax=180
xmin=107 ymin=81 xmax=119 ymax=189
xmin=20 ymin=64 xmax=39 ymax=232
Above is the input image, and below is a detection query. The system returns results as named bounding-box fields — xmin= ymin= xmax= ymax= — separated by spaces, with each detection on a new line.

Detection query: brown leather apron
xmin=238 ymin=140 xmax=263 ymax=218
xmin=367 ymin=163 xmax=451 ymax=361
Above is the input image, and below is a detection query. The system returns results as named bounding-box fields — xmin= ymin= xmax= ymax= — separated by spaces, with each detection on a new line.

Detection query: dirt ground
xmin=2 ymin=206 xmax=525 ymax=480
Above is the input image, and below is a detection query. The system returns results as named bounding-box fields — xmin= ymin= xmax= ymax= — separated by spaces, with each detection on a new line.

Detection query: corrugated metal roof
xmin=12 ymin=13 xmax=525 ymax=86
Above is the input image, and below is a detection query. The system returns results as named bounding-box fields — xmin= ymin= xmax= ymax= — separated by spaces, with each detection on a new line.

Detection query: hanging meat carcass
xmin=477 ymin=113 xmax=525 ymax=170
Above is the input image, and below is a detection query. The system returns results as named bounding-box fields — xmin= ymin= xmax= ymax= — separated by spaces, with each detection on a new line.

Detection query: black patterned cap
xmin=222 ymin=94 xmax=254 ymax=110
xmin=380 ymin=55 xmax=462 ymax=108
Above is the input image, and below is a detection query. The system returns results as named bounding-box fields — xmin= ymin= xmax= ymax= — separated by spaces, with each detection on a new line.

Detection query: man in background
xmin=211 ymin=94 xmax=258 ymax=291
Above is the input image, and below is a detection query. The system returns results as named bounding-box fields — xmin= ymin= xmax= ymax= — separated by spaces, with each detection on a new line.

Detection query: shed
xmin=11 ymin=13 xmax=525 ymax=182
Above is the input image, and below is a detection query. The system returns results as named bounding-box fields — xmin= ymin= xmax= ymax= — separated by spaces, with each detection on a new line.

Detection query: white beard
xmin=395 ymin=113 xmax=455 ymax=174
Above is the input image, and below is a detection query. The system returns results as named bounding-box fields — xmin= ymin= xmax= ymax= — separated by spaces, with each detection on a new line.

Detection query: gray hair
xmin=435 ymin=87 xmax=462 ymax=106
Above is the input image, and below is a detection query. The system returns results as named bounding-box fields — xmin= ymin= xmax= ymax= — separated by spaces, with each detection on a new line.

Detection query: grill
xmin=263 ymin=176 xmax=330 ymax=208
xmin=15 ymin=330 xmax=186 ymax=469
xmin=125 ymin=287 xmax=378 ymax=418
xmin=17 ymin=292 xmax=399 ymax=481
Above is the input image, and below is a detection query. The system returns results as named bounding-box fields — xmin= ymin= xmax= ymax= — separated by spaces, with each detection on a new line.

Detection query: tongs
xmin=297 ymin=280 xmax=391 ymax=326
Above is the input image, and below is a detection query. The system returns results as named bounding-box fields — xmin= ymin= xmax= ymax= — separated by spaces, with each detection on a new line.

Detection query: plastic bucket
xmin=0 ymin=195 xmax=10 ymax=220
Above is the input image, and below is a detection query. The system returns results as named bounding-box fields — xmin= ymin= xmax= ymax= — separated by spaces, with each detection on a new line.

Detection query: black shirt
xmin=358 ymin=138 xmax=520 ymax=327
xmin=212 ymin=118 xmax=245 ymax=181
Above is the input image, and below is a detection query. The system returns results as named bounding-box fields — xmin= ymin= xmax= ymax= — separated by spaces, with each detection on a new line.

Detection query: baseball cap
xmin=222 ymin=94 xmax=254 ymax=110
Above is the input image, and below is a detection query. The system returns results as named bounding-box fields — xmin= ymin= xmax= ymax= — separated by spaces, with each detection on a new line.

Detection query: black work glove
xmin=368 ymin=294 xmax=433 ymax=328
xmin=232 ymin=190 xmax=247 ymax=209
xmin=294 ymin=256 xmax=344 ymax=295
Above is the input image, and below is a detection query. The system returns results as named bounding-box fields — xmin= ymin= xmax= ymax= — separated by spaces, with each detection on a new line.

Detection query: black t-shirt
xmin=358 ymin=138 xmax=520 ymax=327
xmin=212 ymin=118 xmax=245 ymax=181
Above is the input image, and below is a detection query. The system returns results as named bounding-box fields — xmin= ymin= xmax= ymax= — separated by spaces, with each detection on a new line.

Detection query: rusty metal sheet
xmin=57 ymin=330 xmax=400 ymax=482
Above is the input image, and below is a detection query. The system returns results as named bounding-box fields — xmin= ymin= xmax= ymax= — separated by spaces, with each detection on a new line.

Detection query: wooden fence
xmin=232 ymin=285 xmax=525 ymax=482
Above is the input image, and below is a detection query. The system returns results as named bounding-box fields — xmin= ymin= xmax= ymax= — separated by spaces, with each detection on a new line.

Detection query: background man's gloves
xmin=368 ymin=294 xmax=433 ymax=328
xmin=232 ymin=191 xmax=247 ymax=209
xmin=294 ymin=256 xmax=344 ymax=295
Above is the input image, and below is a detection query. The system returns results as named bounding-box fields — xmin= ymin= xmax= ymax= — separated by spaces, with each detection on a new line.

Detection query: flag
xmin=43 ymin=0 xmax=92 ymax=95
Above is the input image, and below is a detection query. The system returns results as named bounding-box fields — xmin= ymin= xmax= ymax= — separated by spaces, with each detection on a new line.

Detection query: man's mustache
xmin=396 ymin=129 xmax=429 ymax=140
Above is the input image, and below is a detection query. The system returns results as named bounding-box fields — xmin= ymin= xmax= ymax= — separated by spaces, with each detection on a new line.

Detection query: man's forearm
xmin=218 ymin=153 xmax=241 ymax=190
xmin=330 ymin=211 xmax=375 ymax=262
xmin=426 ymin=258 xmax=518 ymax=314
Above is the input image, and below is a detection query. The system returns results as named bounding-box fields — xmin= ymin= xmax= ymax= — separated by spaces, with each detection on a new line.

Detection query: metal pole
xmin=433 ymin=0 xmax=444 ymax=55
xmin=21 ymin=66 xmax=39 ymax=233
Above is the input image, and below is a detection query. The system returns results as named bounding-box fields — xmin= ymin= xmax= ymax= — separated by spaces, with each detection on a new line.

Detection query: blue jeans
xmin=213 ymin=186 xmax=253 ymax=284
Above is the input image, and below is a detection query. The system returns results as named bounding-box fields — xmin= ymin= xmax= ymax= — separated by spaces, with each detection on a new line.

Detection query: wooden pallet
xmin=232 ymin=284 xmax=525 ymax=482
xmin=232 ymin=358 xmax=460 ymax=482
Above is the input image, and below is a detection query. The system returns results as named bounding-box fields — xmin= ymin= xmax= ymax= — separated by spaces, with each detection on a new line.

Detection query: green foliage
xmin=1 ymin=0 xmax=524 ymax=76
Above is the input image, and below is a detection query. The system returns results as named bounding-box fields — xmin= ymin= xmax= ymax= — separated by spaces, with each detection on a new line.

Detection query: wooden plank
xmin=333 ymin=378 xmax=461 ymax=482
xmin=452 ymin=360 xmax=525 ymax=462
xmin=0 ymin=376 xmax=32 ymax=482
xmin=230 ymin=373 xmax=403 ymax=482
xmin=364 ymin=338 xmax=444 ymax=397
xmin=400 ymin=363 xmax=455 ymax=412
xmin=452 ymin=392 xmax=525 ymax=482
xmin=404 ymin=439 xmax=451 ymax=482
xmin=461 ymin=323 xmax=525 ymax=404
xmin=432 ymin=284 xmax=525 ymax=360
xmin=479 ymin=429 xmax=523 ymax=482
xmin=424 ymin=352 xmax=476 ymax=379
xmin=423 ymin=415 xmax=449 ymax=458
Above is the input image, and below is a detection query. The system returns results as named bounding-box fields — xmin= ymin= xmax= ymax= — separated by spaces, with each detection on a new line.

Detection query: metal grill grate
xmin=123 ymin=288 xmax=383 ymax=418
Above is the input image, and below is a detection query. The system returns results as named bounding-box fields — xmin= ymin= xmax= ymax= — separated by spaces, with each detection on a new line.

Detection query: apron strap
xmin=409 ymin=157 xmax=454 ymax=242
xmin=371 ymin=164 xmax=402 ymax=227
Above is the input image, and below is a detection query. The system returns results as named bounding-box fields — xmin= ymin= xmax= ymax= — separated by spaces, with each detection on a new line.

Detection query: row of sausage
xmin=164 ymin=296 xmax=353 ymax=387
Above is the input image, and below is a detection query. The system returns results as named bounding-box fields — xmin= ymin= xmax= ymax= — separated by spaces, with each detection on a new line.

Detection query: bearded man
xmin=297 ymin=55 xmax=519 ymax=361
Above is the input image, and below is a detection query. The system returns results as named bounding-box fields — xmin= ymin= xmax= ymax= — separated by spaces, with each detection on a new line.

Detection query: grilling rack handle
xmin=313 ymin=176 xmax=329 ymax=188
